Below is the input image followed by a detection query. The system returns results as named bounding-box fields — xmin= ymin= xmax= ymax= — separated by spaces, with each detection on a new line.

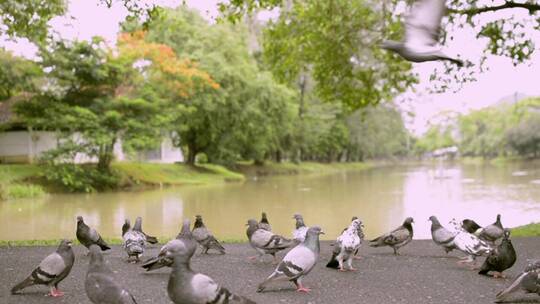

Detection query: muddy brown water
xmin=2 ymin=162 xmax=540 ymax=241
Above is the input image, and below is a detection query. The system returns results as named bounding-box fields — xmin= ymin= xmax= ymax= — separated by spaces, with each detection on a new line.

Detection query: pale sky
xmin=2 ymin=0 xmax=540 ymax=135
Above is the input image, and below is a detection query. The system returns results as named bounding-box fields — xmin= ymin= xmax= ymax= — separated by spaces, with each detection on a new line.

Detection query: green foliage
xmin=0 ymin=49 xmax=42 ymax=100
xmin=414 ymin=125 xmax=456 ymax=155
xmin=42 ymin=161 xmax=120 ymax=193
xmin=506 ymin=114 xmax=540 ymax=157
xmin=2 ymin=184 xmax=45 ymax=200
xmin=261 ymin=0 xmax=415 ymax=109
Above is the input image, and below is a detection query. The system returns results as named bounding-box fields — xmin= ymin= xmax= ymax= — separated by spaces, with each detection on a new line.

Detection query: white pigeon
xmin=448 ymin=218 xmax=492 ymax=266
xmin=381 ymin=0 xmax=463 ymax=66
xmin=292 ymin=213 xmax=308 ymax=243
xmin=257 ymin=226 xmax=324 ymax=293
xmin=326 ymin=219 xmax=362 ymax=271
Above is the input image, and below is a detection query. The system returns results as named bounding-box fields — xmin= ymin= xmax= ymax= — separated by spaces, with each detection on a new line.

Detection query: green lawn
xmin=236 ymin=161 xmax=371 ymax=176
xmin=512 ymin=223 xmax=540 ymax=237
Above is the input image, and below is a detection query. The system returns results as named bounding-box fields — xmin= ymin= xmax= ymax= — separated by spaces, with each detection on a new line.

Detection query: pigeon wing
xmin=405 ymin=0 xmax=445 ymax=47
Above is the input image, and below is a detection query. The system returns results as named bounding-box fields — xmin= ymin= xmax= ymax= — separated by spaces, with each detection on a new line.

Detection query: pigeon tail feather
xmin=10 ymin=276 xmax=34 ymax=294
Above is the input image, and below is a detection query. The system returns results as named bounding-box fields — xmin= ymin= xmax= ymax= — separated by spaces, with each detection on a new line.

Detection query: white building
xmin=0 ymin=96 xmax=183 ymax=164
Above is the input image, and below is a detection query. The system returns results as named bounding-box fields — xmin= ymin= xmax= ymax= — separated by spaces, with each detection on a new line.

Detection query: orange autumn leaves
xmin=117 ymin=31 xmax=219 ymax=98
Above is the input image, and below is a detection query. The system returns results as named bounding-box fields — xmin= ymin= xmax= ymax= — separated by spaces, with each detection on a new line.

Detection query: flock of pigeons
xmin=8 ymin=212 xmax=540 ymax=303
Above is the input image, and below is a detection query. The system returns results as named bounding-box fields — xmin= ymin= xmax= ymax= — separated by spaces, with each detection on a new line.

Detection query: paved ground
xmin=1 ymin=238 xmax=540 ymax=304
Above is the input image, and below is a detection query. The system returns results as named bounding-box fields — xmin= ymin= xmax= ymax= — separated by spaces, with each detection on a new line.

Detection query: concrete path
xmin=1 ymin=238 xmax=540 ymax=303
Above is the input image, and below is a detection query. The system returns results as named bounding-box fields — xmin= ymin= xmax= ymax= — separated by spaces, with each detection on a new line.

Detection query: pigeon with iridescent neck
xmin=11 ymin=239 xmax=74 ymax=297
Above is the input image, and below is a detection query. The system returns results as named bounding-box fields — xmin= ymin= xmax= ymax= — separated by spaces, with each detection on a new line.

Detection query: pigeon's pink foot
xmin=49 ymin=289 xmax=64 ymax=297
xmin=349 ymin=267 xmax=357 ymax=271
xmin=248 ymin=256 xmax=258 ymax=260
xmin=338 ymin=268 xmax=347 ymax=272
xmin=353 ymin=256 xmax=363 ymax=260
xmin=296 ymin=287 xmax=311 ymax=293
xmin=493 ymin=272 xmax=506 ymax=279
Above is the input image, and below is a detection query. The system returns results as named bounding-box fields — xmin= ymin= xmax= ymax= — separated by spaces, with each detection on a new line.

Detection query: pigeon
xmin=122 ymin=219 xmax=146 ymax=263
xmin=327 ymin=219 xmax=362 ymax=271
xmin=462 ymin=219 xmax=482 ymax=234
xmin=447 ymin=218 xmax=492 ymax=266
xmin=350 ymin=216 xmax=365 ymax=259
xmin=478 ymin=229 xmax=516 ymax=278
xmin=381 ymin=0 xmax=463 ymax=66
xmin=428 ymin=216 xmax=457 ymax=253
xmin=257 ymin=226 xmax=324 ymax=293
xmin=133 ymin=216 xmax=158 ymax=244
xmin=11 ymin=239 xmax=74 ymax=297
xmin=246 ymin=219 xmax=295 ymax=263
xmin=292 ymin=213 xmax=308 ymax=243
xmin=369 ymin=217 xmax=414 ymax=255
xmin=479 ymin=214 xmax=505 ymax=244
xmin=122 ymin=219 xmax=131 ymax=237
xmin=167 ymin=249 xmax=255 ymax=304
xmin=496 ymin=259 xmax=540 ymax=302
xmin=76 ymin=216 xmax=111 ymax=251
xmin=142 ymin=219 xmax=197 ymax=271
xmin=85 ymin=245 xmax=137 ymax=304
xmin=258 ymin=212 xmax=272 ymax=231
xmin=192 ymin=215 xmax=226 ymax=254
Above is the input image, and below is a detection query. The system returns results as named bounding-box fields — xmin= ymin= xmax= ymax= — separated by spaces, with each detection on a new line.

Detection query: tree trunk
xmin=97 ymin=138 xmax=116 ymax=172
xmin=186 ymin=141 xmax=197 ymax=165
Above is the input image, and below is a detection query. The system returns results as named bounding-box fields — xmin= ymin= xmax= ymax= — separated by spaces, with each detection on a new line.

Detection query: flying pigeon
xmin=133 ymin=216 xmax=158 ymax=244
xmin=122 ymin=220 xmax=146 ymax=263
xmin=292 ymin=213 xmax=308 ymax=243
xmin=259 ymin=212 xmax=272 ymax=231
xmin=462 ymin=219 xmax=482 ymax=235
xmin=246 ymin=219 xmax=295 ymax=263
xmin=479 ymin=214 xmax=505 ymax=244
xmin=381 ymin=0 xmax=463 ymax=66
xmin=369 ymin=217 xmax=414 ymax=255
xmin=192 ymin=215 xmax=226 ymax=254
xmin=478 ymin=229 xmax=516 ymax=278
xmin=142 ymin=219 xmax=197 ymax=271
xmin=76 ymin=216 xmax=111 ymax=251
xmin=496 ymin=259 xmax=540 ymax=302
xmin=327 ymin=219 xmax=362 ymax=271
xmin=85 ymin=245 xmax=137 ymax=304
xmin=122 ymin=219 xmax=131 ymax=237
xmin=428 ymin=216 xmax=457 ymax=253
xmin=11 ymin=239 xmax=74 ymax=297
xmin=257 ymin=226 xmax=324 ymax=293
xmin=167 ymin=248 xmax=255 ymax=304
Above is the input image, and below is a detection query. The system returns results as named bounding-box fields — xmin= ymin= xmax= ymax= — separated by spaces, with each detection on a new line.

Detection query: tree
xmin=0 ymin=49 xmax=42 ymax=100
xmin=138 ymin=7 xmax=297 ymax=165
xmin=15 ymin=34 xmax=215 ymax=172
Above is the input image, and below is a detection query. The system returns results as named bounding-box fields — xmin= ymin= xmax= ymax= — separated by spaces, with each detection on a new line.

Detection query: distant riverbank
xmin=0 ymin=161 xmax=371 ymax=201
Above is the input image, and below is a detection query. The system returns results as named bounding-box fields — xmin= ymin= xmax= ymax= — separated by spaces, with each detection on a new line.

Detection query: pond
xmin=2 ymin=162 xmax=540 ymax=241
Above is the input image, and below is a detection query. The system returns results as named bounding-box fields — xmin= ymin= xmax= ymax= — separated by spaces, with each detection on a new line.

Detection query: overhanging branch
xmin=448 ymin=1 xmax=540 ymax=16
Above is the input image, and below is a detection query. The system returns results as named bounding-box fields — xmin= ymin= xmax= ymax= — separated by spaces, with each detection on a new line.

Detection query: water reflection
xmin=1 ymin=162 xmax=540 ymax=241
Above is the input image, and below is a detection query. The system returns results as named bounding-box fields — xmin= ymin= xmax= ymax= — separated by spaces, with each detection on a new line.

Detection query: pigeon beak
xmin=319 ymin=231 xmax=325 ymax=235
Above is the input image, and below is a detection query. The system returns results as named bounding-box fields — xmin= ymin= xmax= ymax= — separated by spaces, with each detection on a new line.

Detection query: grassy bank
xmin=0 ymin=164 xmax=45 ymax=200
xmin=512 ymin=223 xmax=540 ymax=237
xmin=235 ymin=161 xmax=371 ymax=177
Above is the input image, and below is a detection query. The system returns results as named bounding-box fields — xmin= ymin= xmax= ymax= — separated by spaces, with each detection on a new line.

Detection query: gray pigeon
xmin=257 ymin=226 xmax=324 ymax=293
xmin=428 ymin=216 xmax=457 ymax=253
xmin=369 ymin=217 xmax=414 ymax=255
xmin=258 ymin=212 xmax=272 ymax=231
xmin=133 ymin=216 xmax=158 ymax=244
xmin=123 ymin=219 xmax=146 ymax=263
xmin=478 ymin=229 xmax=516 ymax=278
xmin=85 ymin=245 xmax=137 ymax=304
xmin=496 ymin=259 xmax=540 ymax=302
xmin=381 ymin=0 xmax=463 ymax=66
xmin=142 ymin=219 xmax=197 ymax=271
xmin=11 ymin=239 xmax=74 ymax=297
xmin=76 ymin=216 xmax=111 ymax=251
xmin=327 ymin=219 xmax=362 ymax=271
xmin=246 ymin=219 xmax=295 ymax=263
xmin=479 ymin=214 xmax=504 ymax=244
xmin=292 ymin=213 xmax=308 ymax=243
xmin=192 ymin=215 xmax=226 ymax=254
xmin=167 ymin=248 xmax=255 ymax=304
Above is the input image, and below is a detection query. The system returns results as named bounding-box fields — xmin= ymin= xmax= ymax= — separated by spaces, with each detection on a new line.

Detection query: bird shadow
xmin=257 ymin=287 xmax=297 ymax=294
